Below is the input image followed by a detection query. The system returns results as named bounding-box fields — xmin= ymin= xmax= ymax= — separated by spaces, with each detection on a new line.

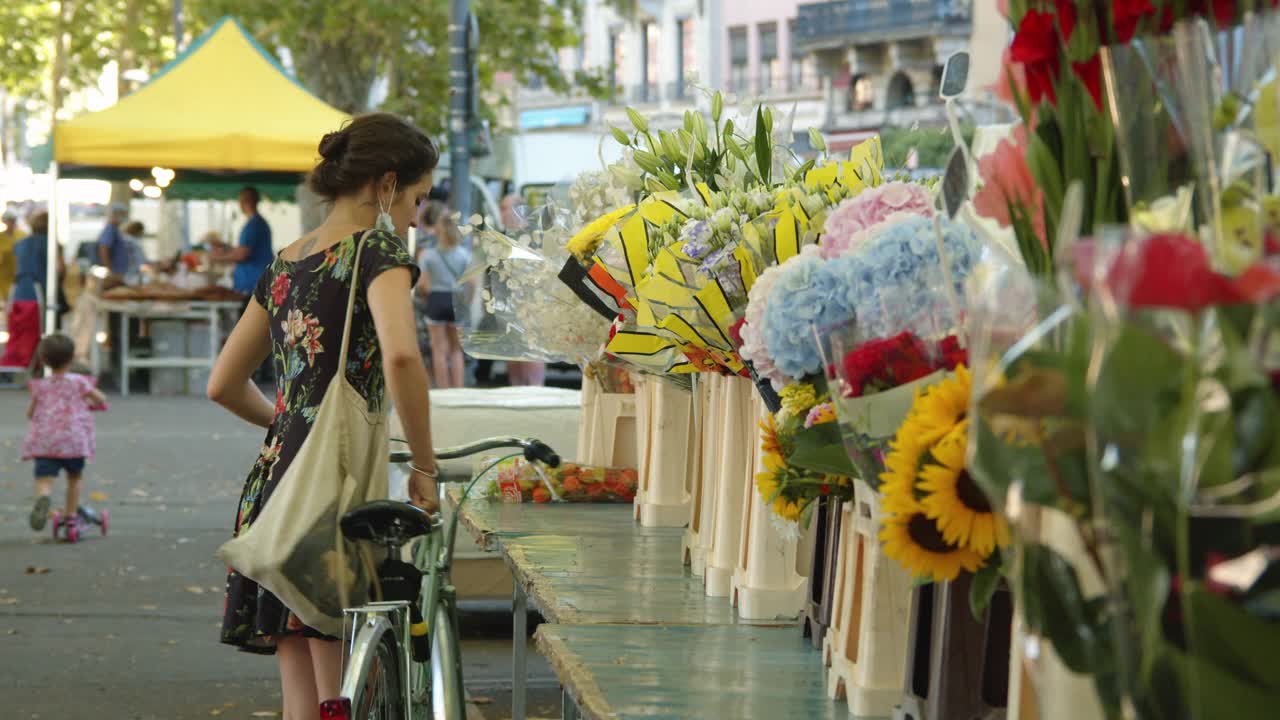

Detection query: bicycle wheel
xmin=344 ymin=621 xmax=405 ymax=720
xmin=430 ymin=602 xmax=466 ymax=720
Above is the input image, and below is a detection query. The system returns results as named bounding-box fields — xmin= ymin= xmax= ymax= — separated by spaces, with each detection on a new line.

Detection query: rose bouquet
xmin=967 ymin=230 xmax=1280 ymax=717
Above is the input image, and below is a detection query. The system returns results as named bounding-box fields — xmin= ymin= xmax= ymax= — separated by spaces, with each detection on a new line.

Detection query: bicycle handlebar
xmin=389 ymin=436 xmax=561 ymax=469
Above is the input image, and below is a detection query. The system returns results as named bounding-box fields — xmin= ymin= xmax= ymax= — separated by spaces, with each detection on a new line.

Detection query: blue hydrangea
xmin=760 ymin=252 xmax=858 ymax=378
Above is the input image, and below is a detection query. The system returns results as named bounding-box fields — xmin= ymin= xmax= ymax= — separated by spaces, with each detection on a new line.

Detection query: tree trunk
xmin=291 ymin=34 xmax=381 ymax=234
xmin=108 ymin=0 xmax=143 ymax=209
xmin=50 ymin=0 xmax=73 ymax=126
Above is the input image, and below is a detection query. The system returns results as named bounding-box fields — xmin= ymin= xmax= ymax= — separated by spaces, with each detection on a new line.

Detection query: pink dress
xmin=22 ymin=374 xmax=96 ymax=461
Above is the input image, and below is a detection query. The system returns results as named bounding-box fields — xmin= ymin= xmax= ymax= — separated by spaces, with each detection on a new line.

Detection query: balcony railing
xmin=795 ymin=0 xmax=972 ymax=51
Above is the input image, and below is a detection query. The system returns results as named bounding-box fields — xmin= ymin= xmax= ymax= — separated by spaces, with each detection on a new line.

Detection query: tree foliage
xmin=188 ymin=0 xmax=611 ymax=136
xmin=0 ymin=0 xmax=177 ymax=107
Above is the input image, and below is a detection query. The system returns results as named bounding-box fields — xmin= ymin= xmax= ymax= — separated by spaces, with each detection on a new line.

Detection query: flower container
xmin=728 ymin=390 xmax=809 ymax=620
xmin=632 ymin=375 xmax=694 ymax=527
xmin=823 ymin=480 xmax=915 ymax=717
xmin=802 ymin=495 xmax=844 ymax=649
xmin=682 ymin=373 xmax=721 ymax=575
xmin=703 ymin=374 xmax=755 ymax=597
xmin=1003 ymin=507 xmax=1107 ymax=720
xmin=892 ymin=572 xmax=1012 ymax=720
xmin=577 ymin=376 xmax=639 ymax=470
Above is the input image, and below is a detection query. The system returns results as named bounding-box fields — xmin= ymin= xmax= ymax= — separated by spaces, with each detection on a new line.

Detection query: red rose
xmin=271 ymin=273 xmax=291 ymax=306
xmin=1010 ymin=10 xmax=1064 ymax=105
xmin=1111 ymin=0 xmax=1155 ymax=42
xmin=1073 ymin=234 xmax=1280 ymax=311
xmin=1073 ymin=54 xmax=1103 ymax=111
xmin=937 ymin=335 xmax=968 ymax=370
xmin=1054 ymin=0 xmax=1078 ymax=40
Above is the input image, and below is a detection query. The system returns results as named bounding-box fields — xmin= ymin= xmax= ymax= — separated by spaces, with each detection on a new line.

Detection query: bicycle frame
xmin=336 ymin=447 xmax=523 ymax=720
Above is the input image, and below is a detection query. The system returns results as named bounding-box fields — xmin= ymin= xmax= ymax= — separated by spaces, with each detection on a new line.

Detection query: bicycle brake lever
xmin=524 ymin=440 xmax=561 ymax=468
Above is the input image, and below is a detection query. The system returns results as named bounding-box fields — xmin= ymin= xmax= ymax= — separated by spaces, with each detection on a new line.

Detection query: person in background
xmin=211 ymin=187 xmax=275 ymax=383
xmin=210 ymin=187 xmax=274 ymax=296
xmin=23 ymin=334 xmax=108 ymax=535
xmin=498 ymin=193 xmax=546 ymax=387
xmin=415 ymin=210 xmax=471 ymax=388
xmin=96 ymin=203 xmax=130 ymax=276
xmin=0 ymin=211 xmax=21 ymax=302
xmin=121 ymin=220 xmax=149 ymax=279
xmin=1 ymin=212 xmax=61 ymax=370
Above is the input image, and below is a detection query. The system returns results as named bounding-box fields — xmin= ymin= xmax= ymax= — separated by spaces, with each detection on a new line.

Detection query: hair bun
xmin=318 ymin=130 xmax=350 ymax=160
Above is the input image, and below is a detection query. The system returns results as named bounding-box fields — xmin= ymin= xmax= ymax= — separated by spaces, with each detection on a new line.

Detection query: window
xmin=676 ymin=17 xmax=695 ymax=98
xmin=850 ymin=74 xmax=875 ymax=112
xmin=759 ymin=23 xmax=778 ymax=94
xmin=788 ymin=19 xmax=809 ymax=92
xmin=729 ymin=26 xmax=748 ymax=94
xmin=643 ymin=21 xmax=660 ymax=102
xmin=609 ymin=32 xmax=624 ymax=102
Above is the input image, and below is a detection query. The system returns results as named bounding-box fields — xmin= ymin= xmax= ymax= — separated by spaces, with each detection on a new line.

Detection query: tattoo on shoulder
xmin=298 ymin=235 xmax=317 ymax=259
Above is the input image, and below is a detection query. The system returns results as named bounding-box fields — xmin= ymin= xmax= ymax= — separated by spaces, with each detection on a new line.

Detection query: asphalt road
xmin=0 ymin=390 xmax=558 ymax=719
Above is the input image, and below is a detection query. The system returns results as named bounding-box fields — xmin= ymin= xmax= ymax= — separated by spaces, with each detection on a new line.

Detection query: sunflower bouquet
xmin=877 ymin=365 xmax=1008 ymax=584
xmin=754 ymin=382 xmax=854 ymax=528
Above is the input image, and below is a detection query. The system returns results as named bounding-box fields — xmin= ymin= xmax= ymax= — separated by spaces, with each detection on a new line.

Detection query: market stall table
xmin=448 ymin=493 xmax=819 ymax=720
xmin=90 ymin=299 xmax=243 ymax=396
xmin=536 ymin=624 xmax=842 ymax=720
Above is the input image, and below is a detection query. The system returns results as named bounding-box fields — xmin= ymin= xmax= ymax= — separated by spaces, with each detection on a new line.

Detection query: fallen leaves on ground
xmin=89 ymin=491 xmax=109 ymax=502
xmin=185 ymin=585 xmax=206 ymax=594
xmin=0 ymin=597 xmax=18 ymax=605
xmin=24 ymin=566 xmax=50 ymax=575
xmin=251 ymin=712 xmax=280 ymax=718
xmin=139 ymin=604 xmax=158 ymax=611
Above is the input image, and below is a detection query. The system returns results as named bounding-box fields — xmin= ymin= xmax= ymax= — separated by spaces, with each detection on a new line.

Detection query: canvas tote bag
xmin=217 ymin=230 xmax=389 ymax=637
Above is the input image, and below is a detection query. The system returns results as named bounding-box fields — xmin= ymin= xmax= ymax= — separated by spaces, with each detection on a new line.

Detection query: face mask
xmin=376 ymin=179 xmax=397 ymax=234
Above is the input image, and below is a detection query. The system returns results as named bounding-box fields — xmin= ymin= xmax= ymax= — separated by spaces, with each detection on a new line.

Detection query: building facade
xmin=504 ymin=0 xmax=1011 ymax=159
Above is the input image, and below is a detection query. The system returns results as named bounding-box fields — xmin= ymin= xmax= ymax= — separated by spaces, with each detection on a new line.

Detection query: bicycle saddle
xmin=340 ymin=500 xmax=434 ymax=546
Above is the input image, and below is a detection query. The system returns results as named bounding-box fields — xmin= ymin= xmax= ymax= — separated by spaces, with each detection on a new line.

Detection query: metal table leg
xmin=90 ymin=310 xmax=101 ymax=379
xmin=561 ymin=689 xmax=580 ymax=720
xmin=513 ymin=583 xmax=528 ymax=720
xmin=119 ymin=311 xmax=129 ymax=397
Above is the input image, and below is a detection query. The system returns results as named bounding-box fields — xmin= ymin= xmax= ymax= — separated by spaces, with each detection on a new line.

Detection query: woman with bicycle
xmin=208 ymin=113 xmax=442 ymax=719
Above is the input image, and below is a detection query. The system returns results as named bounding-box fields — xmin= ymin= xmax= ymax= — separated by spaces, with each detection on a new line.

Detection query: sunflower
xmin=759 ymin=414 xmax=783 ymax=456
xmin=773 ymin=495 xmax=806 ymax=522
xmin=878 ymin=415 xmax=930 ymax=515
xmin=755 ymin=451 xmax=785 ymax=501
xmin=918 ymin=423 xmax=1009 ymax=556
xmin=911 ymin=364 xmax=971 ymax=446
xmin=879 ymin=499 xmax=985 ymax=583
xmin=566 ymin=204 xmax=637 ymax=260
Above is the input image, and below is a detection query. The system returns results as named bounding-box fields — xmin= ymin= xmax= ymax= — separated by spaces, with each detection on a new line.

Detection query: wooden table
xmin=537 ymin=624 xmax=843 ymax=720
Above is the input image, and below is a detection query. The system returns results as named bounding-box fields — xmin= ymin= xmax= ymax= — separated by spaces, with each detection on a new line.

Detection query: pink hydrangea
xmin=820 ymin=182 xmax=935 ymax=258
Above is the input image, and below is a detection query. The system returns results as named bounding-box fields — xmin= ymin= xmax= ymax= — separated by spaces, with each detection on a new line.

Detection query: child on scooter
xmin=23 ymin=334 xmax=108 ymax=536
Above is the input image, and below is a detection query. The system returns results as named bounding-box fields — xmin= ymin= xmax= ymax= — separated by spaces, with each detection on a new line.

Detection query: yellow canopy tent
xmin=54 ymin=17 xmax=349 ymax=178
xmin=46 ymin=17 xmax=349 ymax=329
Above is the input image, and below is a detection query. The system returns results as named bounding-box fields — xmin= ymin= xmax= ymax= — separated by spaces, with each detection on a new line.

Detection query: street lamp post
xmin=448 ymin=0 xmax=472 ymax=221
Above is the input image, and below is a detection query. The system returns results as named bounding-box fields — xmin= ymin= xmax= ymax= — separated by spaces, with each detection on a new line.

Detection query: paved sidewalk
xmin=0 ymin=390 xmax=556 ymax=719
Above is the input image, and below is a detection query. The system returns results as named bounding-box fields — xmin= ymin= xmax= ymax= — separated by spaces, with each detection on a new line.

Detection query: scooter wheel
xmin=50 ymin=512 xmax=62 ymax=542
xmin=66 ymin=521 xmax=80 ymax=544
xmin=99 ymin=510 xmax=109 ymax=537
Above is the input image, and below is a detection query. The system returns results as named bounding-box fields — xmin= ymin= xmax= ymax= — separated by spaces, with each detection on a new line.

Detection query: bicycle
xmin=320 ymin=436 xmax=560 ymax=720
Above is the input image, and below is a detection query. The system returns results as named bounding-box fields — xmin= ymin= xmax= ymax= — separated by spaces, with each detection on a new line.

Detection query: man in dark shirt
xmin=211 ymin=187 xmax=274 ymax=295
xmin=96 ymin=203 xmax=130 ymax=275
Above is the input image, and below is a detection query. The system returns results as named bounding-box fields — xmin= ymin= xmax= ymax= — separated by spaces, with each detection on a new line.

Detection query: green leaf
xmin=1187 ymin=584 xmax=1280 ymax=692
xmin=1020 ymin=543 xmax=1099 ymax=674
xmin=970 ymin=552 xmax=1003 ymax=621
xmin=1115 ymin=521 xmax=1169 ymax=684
xmin=787 ymin=422 xmax=857 ymax=477
xmin=791 ymin=158 xmax=816 ymax=183
xmin=754 ymin=106 xmax=772 ymax=186
xmin=1152 ymin=642 xmax=1280 ymax=720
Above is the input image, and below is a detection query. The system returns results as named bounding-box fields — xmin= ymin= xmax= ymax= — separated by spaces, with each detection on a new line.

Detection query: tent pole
xmin=45 ymin=161 xmax=60 ymax=335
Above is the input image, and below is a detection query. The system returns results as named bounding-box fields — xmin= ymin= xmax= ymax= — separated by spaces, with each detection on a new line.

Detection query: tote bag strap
xmin=336 ymin=229 xmax=375 ymax=371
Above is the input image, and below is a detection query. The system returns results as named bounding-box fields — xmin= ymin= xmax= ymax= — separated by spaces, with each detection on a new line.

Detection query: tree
xmin=188 ymin=0 xmax=611 ymax=137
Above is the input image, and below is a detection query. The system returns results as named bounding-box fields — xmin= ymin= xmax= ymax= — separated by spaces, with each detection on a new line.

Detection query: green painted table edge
xmin=534 ymin=624 xmax=843 ymax=720
xmin=446 ymin=486 xmax=640 ymax=552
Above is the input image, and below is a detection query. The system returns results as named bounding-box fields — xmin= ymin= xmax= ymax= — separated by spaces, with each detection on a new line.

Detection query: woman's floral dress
xmin=221 ymin=229 xmax=418 ymax=654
